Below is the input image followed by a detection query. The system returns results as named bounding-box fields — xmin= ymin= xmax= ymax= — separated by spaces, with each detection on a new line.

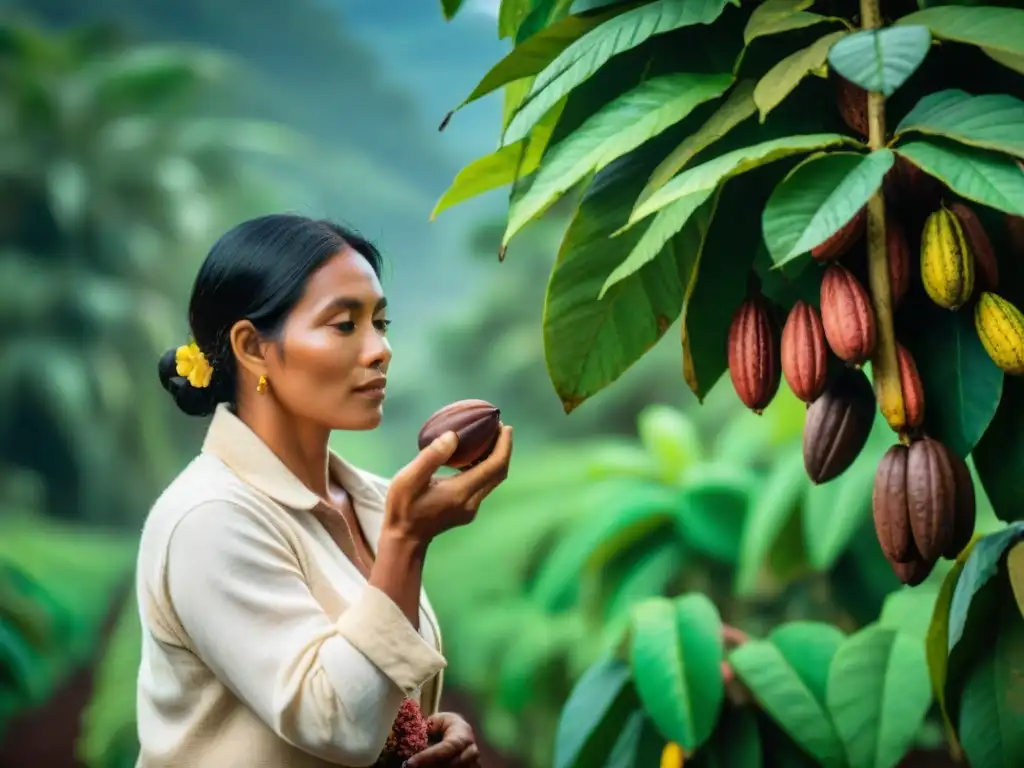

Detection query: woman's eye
xmin=334 ymin=321 xmax=356 ymax=333
xmin=374 ymin=318 xmax=392 ymax=333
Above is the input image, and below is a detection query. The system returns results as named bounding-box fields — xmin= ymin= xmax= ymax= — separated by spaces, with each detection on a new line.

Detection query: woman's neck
xmin=235 ymin=399 xmax=332 ymax=498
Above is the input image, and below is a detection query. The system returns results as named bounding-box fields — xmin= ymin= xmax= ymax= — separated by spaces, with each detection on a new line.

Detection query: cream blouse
xmin=134 ymin=404 xmax=447 ymax=767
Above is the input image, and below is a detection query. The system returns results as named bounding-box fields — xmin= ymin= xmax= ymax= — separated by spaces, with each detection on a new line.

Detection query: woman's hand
xmin=384 ymin=425 xmax=513 ymax=545
xmin=403 ymin=712 xmax=480 ymax=767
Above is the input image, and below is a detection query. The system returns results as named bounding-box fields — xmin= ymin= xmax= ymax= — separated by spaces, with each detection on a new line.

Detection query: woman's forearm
xmin=368 ymin=529 xmax=428 ymax=628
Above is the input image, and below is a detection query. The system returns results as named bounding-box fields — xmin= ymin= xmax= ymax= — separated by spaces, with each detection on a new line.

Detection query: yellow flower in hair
xmin=175 ymin=341 xmax=213 ymax=388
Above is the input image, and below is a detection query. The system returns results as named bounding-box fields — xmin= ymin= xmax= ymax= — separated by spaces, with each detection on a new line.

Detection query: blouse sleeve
xmin=164 ymin=500 xmax=446 ymax=767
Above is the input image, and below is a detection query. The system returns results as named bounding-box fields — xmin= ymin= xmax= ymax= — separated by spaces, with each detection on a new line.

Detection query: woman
xmin=138 ymin=214 xmax=513 ymax=768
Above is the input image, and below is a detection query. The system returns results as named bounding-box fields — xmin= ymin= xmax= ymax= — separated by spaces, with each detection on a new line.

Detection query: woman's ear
xmin=229 ymin=319 xmax=269 ymax=379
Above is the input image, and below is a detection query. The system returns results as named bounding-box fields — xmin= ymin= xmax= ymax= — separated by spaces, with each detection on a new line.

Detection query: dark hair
xmin=158 ymin=214 xmax=383 ymax=417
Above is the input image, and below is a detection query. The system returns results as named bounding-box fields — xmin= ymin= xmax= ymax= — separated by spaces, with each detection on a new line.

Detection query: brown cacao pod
xmin=418 ymin=399 xmax=501 ymax=469
xmin=905 ymin=437 xmax=956 ymax=562
xmin=886 ymin=213 xmax=911 ymax=308
xmin=820 ymin=264 xmax=878 ymax=365
xmin=950 ymin=202 xmax=999 ymax=293
xmin=811 ymin=207 xmax=866 ymax=263
xmin=890 ymin=549 xmax=937 ymax=587
xmin=895 ymin=343 xmax=925 ymax=430
xmin=834 ymin=75 xmax=868 ymax=138
xmin=727 ymin=296 xmax=781 ymax=413
xmin=943 ymin=445 xmax=977 ymax=560
xmin=780 ymin=300 xmax=828 ymax=403
xmin=872 ymin=445 xmax=915 ymax=563
xmin=803 ymin=367 xmax=875 ymax=484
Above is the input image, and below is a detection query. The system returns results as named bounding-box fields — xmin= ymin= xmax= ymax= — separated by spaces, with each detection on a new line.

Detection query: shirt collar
xmin=201 ymin=403 xmax=384 ymax=519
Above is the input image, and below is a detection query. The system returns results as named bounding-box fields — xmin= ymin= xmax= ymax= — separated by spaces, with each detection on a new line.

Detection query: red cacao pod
xmin=886 ymin=213 xmax=911 ymax=308
xmin=895 ymin=343 xmax=925 ymax=431
xmin=811 ymin=207 xmax=866 ymax=263
xmin=727 ymin=296 xmax=781 ymax=414
xmin=417 ymin=399 xmax=501 ymax=469
xmin=820 ymin=264 xmax=878 ymax=365
xmin=781 ymin=300 xmax=829 ymax=403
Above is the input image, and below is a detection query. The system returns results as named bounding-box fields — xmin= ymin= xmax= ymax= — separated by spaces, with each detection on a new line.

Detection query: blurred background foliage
xmin=0 ymin=2 xmax=994 ymax=767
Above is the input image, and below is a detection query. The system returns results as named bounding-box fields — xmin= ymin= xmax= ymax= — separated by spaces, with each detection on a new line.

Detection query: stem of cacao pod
xmin=859 ymin=0 xmax=908 ymax=441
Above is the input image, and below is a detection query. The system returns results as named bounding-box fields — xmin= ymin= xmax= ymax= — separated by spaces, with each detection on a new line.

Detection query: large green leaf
xmin=974 ymin=378 xmax=1024 ymax=522
xmin=542 ymin=152 xmax=703 ymax=412
xmin=636 ymin=80 xmax=757 ymax=212
xmin=762 ymin=149 xmax=894 ymax=267
xmin=441 ymin=0 xmax=466 ymax=20
xmin=879 ymin=585 xmax=940 ymax=642
xmin=754 ymin=31 xmax=848 ymax=120
xmin=736 ymin=443 xmax=807 ymax=595
xmin=826 ymin=625 xmax=933 ymax=768
xmin=895 ymin=89 xmax=1024 ymax=161
xmin=826 ymin=26 xmax=931 ymax=97
xmin=628 ymin=594 xmax=724 ymax=750
xmin=503 ymin=0 xmax=735 ymax=144
xmin=604 ymin=711 xmax=667 ymax=768
xmin=925 ymin=538 xmax=978 ymax=755
xmin=445 ymin=6 xmax=626 ymax=119
xmin=948 ymin=524 xmax=1024 ymax=655
xmin=504 ymin=72 xmax=732 ymax=245
xmin=600 ymin=190 xmax=714 ymax=297
xmin=894 ymin=140 xmax=1024 ymax=216
xmin=956 ymin=583 xmax=1024 ymax=768
xmin=902 ymin=306 xmax=1003 ymax=459
xmin=897 ymin=6 xmax=1024 ymax=62
xmin=554 ymin=654 xmax=640 ymax=768
xmin=728 ymin=626 xmax=845 ymax=765
xmin=743 ymin=0 xmax=841 ymax=45
xmin=630 ymin=133 xmax=857 ymax=226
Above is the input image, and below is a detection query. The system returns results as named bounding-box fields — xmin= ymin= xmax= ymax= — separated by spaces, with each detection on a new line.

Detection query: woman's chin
xmin=333 ymin=407 xmax=384 ymax=432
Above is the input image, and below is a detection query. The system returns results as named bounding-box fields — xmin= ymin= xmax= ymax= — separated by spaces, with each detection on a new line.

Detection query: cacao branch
xmin=859 ymin=0 xmax=907 ymax=440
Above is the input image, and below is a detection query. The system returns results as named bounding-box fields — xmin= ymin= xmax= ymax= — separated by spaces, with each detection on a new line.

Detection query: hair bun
xmin=158 ymin=348 xmax=219 ymax=417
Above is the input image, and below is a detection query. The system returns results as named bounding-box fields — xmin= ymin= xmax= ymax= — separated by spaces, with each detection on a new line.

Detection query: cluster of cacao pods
xmin=919 ymin=202 xmax=1024 ymax=375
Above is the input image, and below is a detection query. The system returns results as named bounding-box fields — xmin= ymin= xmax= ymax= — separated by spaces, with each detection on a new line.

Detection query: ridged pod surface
xmin=944 ymin=445 xmax=976 ymax=560
xmin=895 ymin=343 xmax=925 ymax=430
xmin=727 ymin=297 xmax=781 ymax=413
xmin=974 ymin=291 xmax=1024 ymax=375
xmin=886 ymin=214 xmax=911 ymax=308
xmin=780 ymin=300 xmax=828 ymax=403
xmin=418 ymin=399 xmax=501 ymax=469
xmin=906 ymin=437 xmax=956 ymax=562
xmin=803 ymin=368 xmax=875 ymax=484
xmin=820 ymin=264 xmax=877 ymax=365
xmin=811 ymin=208 xmax=865 ymax=262
xmin=950 ymin=202 xmax=998 ymax=293
xmin=873 ymin=445 xmax=915 ymax=563
xmin=921 ymin=206 xmax=975 ymax=310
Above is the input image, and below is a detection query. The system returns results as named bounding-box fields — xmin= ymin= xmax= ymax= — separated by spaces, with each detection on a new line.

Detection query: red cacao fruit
xmin=781 ymin=300 xmax=829 ymax=403
xmin=811 ymin=207 xmax=866 ymax=263
xmin=886 ymin=213 xmax=911 ymax=308
xmin=895 ymin=343 xmax=925 ymax=431
xmin=950 ymin=202 xmax=999 ymax=293
xmin=727 ymin=296 xmax=781 ymax=414
xmin=820 ymin=264 xmax=878 ymax=365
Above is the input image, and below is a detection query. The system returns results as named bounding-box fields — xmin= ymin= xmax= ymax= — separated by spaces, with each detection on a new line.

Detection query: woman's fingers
xmin=448 ymin=425 xmax=513 ymax=503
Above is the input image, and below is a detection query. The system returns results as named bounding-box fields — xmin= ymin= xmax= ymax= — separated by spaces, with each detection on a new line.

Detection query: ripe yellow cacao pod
xmin=921 ymin=206 xmax=975 ymax=311
xmin=974 ymin=291 xmax=1024 ymax=375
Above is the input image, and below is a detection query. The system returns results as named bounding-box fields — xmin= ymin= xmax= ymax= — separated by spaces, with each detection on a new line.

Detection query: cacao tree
xmin=435 ymin=0 xmax=1024 ymax=766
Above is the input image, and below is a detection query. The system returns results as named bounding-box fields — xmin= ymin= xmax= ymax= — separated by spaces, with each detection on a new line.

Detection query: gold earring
xmin=257 ymin=375 xmax=268 ymax=394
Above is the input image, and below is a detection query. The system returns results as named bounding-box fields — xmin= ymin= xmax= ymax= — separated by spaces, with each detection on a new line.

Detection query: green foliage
xmin=438 ymin=1 xmax=1024 ymax=765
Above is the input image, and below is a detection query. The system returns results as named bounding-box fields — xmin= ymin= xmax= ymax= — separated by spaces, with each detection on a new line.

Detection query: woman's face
xmin=263 ymin=245 xmax=392 ymax=431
